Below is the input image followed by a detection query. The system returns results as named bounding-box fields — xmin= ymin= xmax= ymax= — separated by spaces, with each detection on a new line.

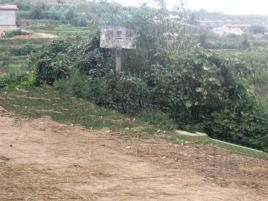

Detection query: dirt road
xmin=0 ymin=109 xmax=267 ymax=200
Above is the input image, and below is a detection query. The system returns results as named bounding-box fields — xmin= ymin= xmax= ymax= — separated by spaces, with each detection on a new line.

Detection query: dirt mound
xmin=0 ymin=115 xmax=267 ymax=200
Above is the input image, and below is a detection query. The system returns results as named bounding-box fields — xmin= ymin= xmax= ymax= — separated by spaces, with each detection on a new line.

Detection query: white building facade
xmin=0 ymin=5 xmax=18 ymax=28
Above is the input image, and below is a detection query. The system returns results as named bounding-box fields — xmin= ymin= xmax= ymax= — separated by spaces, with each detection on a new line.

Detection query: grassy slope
xmin=216 ymin=48 xmax=268 ymax=110
xmin=20 ymin=19 xmax=92 ymax=37
xmin=0 ymin=87 xmax=267 ymax=160
xmin=0 ymin=16 xmax=267 ymax=160
xmin=0 ymin=31 xmax=51 ymax=75
xmin=0 ymin=17 xmax=91 ymax=75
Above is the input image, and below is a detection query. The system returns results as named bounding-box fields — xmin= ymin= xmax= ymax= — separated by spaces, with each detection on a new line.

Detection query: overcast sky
xmin=112 ymin=0 xmax=268 ymax=15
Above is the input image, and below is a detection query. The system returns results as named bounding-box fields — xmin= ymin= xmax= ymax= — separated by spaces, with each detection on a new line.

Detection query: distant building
xmin=0 ymin=5 xmax=18 ymax=28
xmin=200 ymin=20 xmax=249 ymax=31
xmin=199 ymin=20 xmax=232 ymax=29
xmin=212 ymin=25 xmax=244 ymax=36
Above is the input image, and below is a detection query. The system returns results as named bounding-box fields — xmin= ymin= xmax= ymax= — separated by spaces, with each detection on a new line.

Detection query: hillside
xmin=0 ymin=0 xmax=268 ymax=200
xmin=0 ymin=88 xmax=268 ymax=200
xmin=0 ymin=0 xmax=267 ymax=150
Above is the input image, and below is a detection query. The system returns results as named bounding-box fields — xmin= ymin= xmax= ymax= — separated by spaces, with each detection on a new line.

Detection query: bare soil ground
xmin=0 ymin=109 xmax=267 ymax=201
xmin=12 ymin=33 xmax=58 ymax=39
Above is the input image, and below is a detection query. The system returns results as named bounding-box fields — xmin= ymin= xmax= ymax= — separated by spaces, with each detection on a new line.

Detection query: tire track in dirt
xmin=0 ymin=114 xmax=267 ymax=201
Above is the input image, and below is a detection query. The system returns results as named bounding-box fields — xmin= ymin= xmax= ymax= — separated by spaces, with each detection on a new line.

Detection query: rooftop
xmin=0 ymin=5 xmax=18 ymax=11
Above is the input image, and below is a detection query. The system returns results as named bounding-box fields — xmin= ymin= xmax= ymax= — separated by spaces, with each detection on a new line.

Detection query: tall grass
xmin=241 ymin=48 xmax=268 ymax=109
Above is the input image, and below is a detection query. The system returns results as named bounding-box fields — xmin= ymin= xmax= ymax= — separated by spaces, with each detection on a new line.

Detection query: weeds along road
xmin=0 ymin=109 xmax=268 ymax=200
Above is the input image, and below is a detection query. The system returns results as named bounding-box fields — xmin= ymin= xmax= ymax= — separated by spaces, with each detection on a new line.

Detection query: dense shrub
xmin=33 ymin=40 xmax=72 ymax=85
xmin=29 ymin=3 xmax=48 ymax=19
xmin=250 ymin=25 xmax=266 ymax=34
xmin=206 ymin=108 xmax=268 ymax=152
xmin=106 ymin=74 xmax=151 ymax=113
xmin=33 ymin=35 xmax=112 ymax=85
xmin=31 ymin=1 xmax=268 ymax=151
xmin=10 ymin=45 xmax=38 ymax=56
xmin=27 ymin=3 xmax=88 ymax=26
xmin=55 ymin=73 xmax=109 ymax=104
xmin=32 ymin=34 xmax=268 ymax=151
xmin=4 ymin=29 xmax=30 ymax=38
xmin=0 ymin=73 xmax=29 ymax=89
xmin=72 ymin=16 xmax=87 ymax=27
xmin=15 ymin=74 xmax=37 ymax=89
xmin=55 ymin=72 xmax=151 ymax=114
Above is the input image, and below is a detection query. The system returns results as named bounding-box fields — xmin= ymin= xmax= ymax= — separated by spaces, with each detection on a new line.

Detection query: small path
xmin=12 ymin=32 xmax=58 ymax=39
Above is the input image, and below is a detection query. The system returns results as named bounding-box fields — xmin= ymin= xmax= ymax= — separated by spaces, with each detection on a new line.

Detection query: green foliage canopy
xmin=30 ymin=1 xmax=268 ymax=151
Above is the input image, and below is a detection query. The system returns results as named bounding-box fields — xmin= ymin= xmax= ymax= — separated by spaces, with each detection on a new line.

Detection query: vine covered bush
xmin=32 ymin=34 xmax=268 ymax=151
xmin=31 ymin=2 xmax=268 ymax=151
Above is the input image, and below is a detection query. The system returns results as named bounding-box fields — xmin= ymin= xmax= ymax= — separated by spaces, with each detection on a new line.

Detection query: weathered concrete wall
xmin=0 ymin=10 xmax=16 ymax=26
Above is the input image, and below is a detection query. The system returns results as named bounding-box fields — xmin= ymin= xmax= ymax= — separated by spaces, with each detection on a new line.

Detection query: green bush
xmin=33 ymin=35 xmax=112 ymax=85
xmin=55 ymin=72 xmax=109 ymax=104
xmin=31 ymin=3 xmax=268 ymax=151
xmin=15 ymin=74 xmax=37 ymax=90
xmin=72 ymin=16 xmax=87 ymax=27
xmin=0 ymin=73 xmax=29 ymax=89
xmin=4 ymin=29 xmax=30 ymax=38
xmin=206 ymin=108 xmax=268 ymax=152
xmin=10 ymin=45 xmax=38 ymax=56
xmin=32 ymin=33 xmax=268 ymax=151
xmin=55 ymin=72 xmax=151 ymax=114
xmin=29 ymin=3 xmax=48 ymax=19
xmin=27 ymin=3 xmax=88 ymax=26
xmin=106 ymin=74 xmax=152 ymax=114
xmin=250 ymin=25 xmax=266 ymax=34
xmin=33 ymin=40 xmax=72 ymax=85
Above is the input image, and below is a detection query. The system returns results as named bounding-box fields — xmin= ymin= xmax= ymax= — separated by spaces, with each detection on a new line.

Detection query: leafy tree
xmin=72 ymin=16 xmax=87 ymax=26
xmin=47 ymin=7 xmax=60 ymax=20
xmin=29 ymin=3 xmax=47 ymax=19
xmin=199 ymin=32 xmax=209 ymax=48
xmin=241 ymin=35 xmax=251 ymax=49
xmin=187 ymin=12 xmax=200 ymax=25
xmin=65 ymin=7 xmax=76 ymax=22
xmin=250 ymin=25 xmax=266 ymax=34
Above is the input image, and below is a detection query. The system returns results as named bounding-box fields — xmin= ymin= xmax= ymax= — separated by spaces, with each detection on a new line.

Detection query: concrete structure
xmin=100 ymin=26 xmax=136 ymax=49
xmin=212 ymin=25 xmax=244 ymax=36
xmin=0 ymin=5 xmax=18 ymax=28
xmin=100 ymin=26 xmax=136 ymax=73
